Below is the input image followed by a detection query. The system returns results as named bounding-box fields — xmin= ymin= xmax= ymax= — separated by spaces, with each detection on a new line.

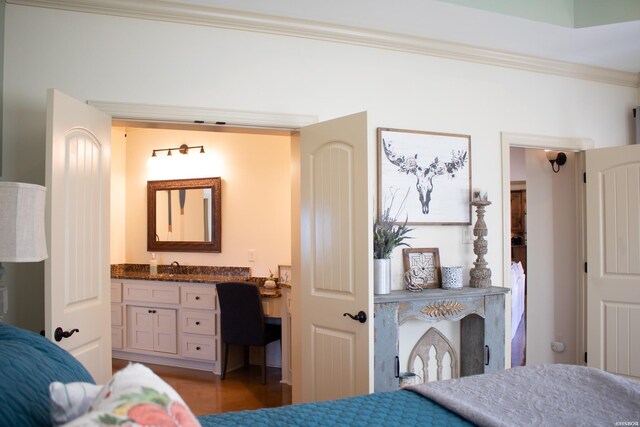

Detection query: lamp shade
xmin=0 ymin=182 xmax=48 ymax=262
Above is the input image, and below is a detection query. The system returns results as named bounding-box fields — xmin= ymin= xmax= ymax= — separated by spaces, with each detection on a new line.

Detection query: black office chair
xmin=216 ymin=281 xmax=282 ymax=384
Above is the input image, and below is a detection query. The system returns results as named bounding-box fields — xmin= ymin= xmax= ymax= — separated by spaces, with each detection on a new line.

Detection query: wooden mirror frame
xmin=147 ymin=177 xmax=221 ymax=253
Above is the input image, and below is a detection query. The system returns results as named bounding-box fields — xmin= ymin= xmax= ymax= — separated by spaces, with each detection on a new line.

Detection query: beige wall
xmin=110 ymin=128 xmax=127 ymax=264
xmin=113 ymin=127 xmax=291 ymax=277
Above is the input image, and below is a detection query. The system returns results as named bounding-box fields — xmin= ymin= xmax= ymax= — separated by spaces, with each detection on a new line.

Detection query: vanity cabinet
xmin=112 ymin=280 xmax=221 ymax=373
xmin=111 ymin=279 xmax=286 ymax=377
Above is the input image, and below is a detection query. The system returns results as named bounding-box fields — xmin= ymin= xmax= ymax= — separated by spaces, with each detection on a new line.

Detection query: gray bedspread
xmin=407 ymin=364 xmax=640 ymax=427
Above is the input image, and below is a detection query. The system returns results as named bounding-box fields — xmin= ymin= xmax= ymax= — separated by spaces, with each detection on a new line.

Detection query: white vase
xmin=374 ymin=258 xmax=391 ymax=294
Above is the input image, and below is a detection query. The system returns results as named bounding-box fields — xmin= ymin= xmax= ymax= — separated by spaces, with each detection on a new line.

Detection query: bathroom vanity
xmin=110 ymin=265 xmax=289 ymax=379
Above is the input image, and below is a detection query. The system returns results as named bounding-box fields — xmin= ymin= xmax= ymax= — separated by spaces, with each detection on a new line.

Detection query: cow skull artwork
xmin=382 ymin=137 xmax=468 ymax=217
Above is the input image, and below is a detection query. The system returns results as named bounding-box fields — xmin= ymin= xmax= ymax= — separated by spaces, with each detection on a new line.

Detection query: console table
xmin=374 ymin=286 xmax=509 ymax=392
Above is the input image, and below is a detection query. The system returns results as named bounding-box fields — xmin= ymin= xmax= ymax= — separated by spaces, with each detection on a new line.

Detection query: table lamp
xmin=0 ymin=182 xmax=48 ymax=322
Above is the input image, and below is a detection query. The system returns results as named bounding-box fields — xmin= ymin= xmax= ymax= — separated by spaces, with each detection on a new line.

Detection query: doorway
xmin=508 ymin=151 xmax=527 ymax=366
xmin=503 ymin=133 xmax=590 ymax=368
xmin=109 ymin=120 xmax=296 ymax=407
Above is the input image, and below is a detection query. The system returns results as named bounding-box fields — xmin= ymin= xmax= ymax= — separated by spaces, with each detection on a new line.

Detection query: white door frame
xmin=88 ymin=100 xmax=317 ymax=130
xmin=500 ymin=132 xmax=593 ymax=366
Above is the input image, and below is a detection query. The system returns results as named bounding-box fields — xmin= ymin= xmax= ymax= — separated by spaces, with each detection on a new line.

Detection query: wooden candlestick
xmin=469 ymin=200 xmax=492 ymax=288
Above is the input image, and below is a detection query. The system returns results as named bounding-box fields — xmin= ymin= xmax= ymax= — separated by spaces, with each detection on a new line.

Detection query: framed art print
xmin=278 ymin=265 xmax=291 ymax=285
xmin=403 ymin=248 xmax=441 ymax=289
xmin=378 ymin=128 xmax=471 ymax=225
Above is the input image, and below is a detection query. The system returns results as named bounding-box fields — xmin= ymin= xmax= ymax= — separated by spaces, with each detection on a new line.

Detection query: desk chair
xmin=216 ymin=281 xmax=282 ymax=384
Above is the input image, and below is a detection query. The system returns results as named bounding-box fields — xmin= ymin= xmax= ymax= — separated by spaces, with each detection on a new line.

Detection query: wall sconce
xmin=152 ymin=144 xmax=205 ymax=157
xmin=545 ymin=151 xmax=567 ymax=173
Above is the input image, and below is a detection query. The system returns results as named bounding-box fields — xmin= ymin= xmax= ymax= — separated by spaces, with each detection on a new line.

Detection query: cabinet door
xmin=128 ymin=306 xmax=154 ymax=351
xmin=154 ymin=308 xmax=177 ymax=354
xmin=111 ymin=282 xmax=122 ymax=303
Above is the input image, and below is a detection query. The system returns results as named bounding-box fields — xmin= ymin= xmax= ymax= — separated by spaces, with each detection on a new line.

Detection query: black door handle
xmin=343 ymin=311 xmax=367 ymax=323
xmin=54 ymin=327 xmax=79 ymax=342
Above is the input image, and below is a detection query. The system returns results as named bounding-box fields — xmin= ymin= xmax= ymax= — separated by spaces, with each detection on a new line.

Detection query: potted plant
xmin=373 ymin=192 xmax=413 ymax=294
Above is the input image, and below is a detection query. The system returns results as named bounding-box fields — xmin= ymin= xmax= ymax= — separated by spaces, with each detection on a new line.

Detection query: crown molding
xmin=9 ymin=0 xmax=640 ymax=88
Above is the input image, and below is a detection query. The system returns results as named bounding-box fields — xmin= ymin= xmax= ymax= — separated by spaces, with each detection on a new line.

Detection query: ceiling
xmin=172 ymin=0 xmax=640 ymax=73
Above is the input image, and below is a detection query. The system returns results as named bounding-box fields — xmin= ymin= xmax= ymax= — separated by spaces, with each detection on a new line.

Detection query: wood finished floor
xmin=112 ymin=359 xmax=292 ymax=416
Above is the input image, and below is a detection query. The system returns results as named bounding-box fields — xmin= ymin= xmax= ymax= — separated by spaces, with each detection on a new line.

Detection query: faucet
xmin=170 ymin=261 xmax=180 ymax=275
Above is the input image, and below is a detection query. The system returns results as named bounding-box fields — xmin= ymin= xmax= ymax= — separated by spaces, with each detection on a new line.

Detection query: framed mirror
xmin=147 ymin=177 xmax=221 ymax=252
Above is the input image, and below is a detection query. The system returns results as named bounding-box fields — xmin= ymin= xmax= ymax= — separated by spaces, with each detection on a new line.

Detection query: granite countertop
xmin=110 ymin=270 xmax=249 ymax=284
xmin=110 ymin=264 xmax=283 ymax=298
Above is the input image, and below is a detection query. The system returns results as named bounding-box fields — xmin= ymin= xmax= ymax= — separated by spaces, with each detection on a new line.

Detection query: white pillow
xmin=63 ymin=363 xmax=201 ymax=427
xmin=50 ymin=381 xmax=102 ymax=425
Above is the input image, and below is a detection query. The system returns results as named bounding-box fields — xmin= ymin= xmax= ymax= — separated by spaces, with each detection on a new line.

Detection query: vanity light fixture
xmin=545 ymin=150 xmax=567 ymax=173
xmin=151 ymin=144 xmax=205 ymax=158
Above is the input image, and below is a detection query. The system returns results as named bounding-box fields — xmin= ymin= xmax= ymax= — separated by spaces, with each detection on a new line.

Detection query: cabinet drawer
xmin=111 ymin=282 xmax=122 ymax=303
xmin=182 ymin=335 xmax=217 ymax=361
xmin=181 ymin=287 xmax=215 ymax=309
xmin=124 ymin=283 xmax=179 ymax=304
xmin=111 ymin=304 xmax=124 ymax=327
xmin=262 ymin=298 xmax=282 ymax=318
xmin=182 ymin=310 xmax=216 ymax=335
xmin=112 ymin=328 xmax=123 ymax=350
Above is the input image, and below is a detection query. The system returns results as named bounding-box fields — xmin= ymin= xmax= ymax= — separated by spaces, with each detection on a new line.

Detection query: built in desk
xmin=374 ymin=286 xmax=509 ymax=392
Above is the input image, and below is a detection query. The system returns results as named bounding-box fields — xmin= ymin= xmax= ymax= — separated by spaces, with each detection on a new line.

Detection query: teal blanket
xmin=198 ymin=389 xmax=473 ymax=426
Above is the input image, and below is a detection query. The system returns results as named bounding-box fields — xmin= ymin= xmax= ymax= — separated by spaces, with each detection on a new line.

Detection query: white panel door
xmin=45 ymin=89 xmax=112 ymax=383
xmin=586 ymin=144 xmax=640 ymax=379
xmin=299 ymin=112 xmax=372 ymax=402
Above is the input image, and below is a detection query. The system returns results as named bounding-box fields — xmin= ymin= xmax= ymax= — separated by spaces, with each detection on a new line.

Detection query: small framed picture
xmin=278 ymin=265 xmax=291 ymax=285
xmin=403 ymin=248 xmax=441 ymax=289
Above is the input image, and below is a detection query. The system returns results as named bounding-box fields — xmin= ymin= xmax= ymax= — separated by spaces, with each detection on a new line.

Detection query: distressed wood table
xmin=374 ymin=286 xmax=509 ymax=392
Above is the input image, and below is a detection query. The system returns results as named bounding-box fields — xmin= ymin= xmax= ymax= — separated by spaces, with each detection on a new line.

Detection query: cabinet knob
xmin=196 ymin=346 xmax=201 ymax=351
xmin=195 ymin=321 xmax=200 ymax=325
xmin=195 ymin=296 xmax=201 ymax=300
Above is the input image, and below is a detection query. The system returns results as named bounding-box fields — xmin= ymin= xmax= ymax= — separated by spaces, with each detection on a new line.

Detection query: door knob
xmin=343 ymin=311 xmax=367 ymax=323
xmin=54 ymin=327 xmax=79 ymax=342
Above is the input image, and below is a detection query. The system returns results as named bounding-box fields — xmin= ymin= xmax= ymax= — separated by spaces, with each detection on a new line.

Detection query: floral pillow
xmin=63 ymin=363 xmax=201 ymax=427
xmin=50 ymin=381 xmax=102 ymax=425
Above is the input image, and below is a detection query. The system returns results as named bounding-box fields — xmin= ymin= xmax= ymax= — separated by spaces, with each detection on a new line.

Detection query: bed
xmin=1 ymin=322 xmax=638 ymax=427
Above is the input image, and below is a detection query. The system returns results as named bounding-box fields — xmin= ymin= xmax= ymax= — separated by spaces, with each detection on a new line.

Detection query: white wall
xmin=526 ymin=149 xmax=578 ymax=364
xmin=2 ymin=4 xmax=636 ymax=332
xmin=116 ymin=127 xmax=291 ymax=276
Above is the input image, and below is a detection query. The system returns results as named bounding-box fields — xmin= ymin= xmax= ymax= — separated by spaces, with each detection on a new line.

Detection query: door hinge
xmin=584 ymin=262 xmax=588 ymax=273
xmin=584 ymin=352 xmax=588 ymax=363
xmin=583 ymin=172 xmax=586 ymax=183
